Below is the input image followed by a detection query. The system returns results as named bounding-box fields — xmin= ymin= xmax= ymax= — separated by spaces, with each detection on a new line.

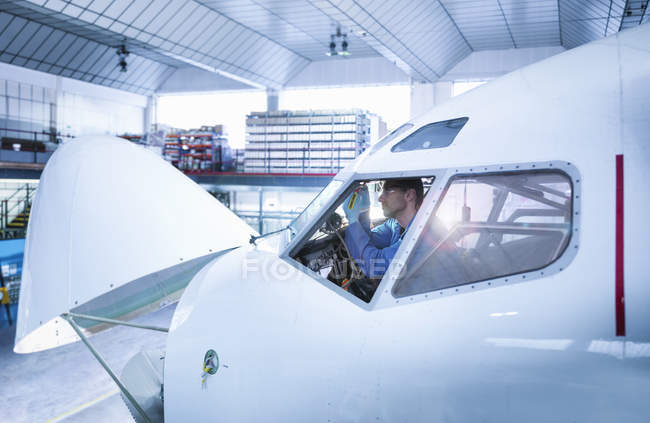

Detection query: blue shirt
xmin=345 ymin=216 xmax=410 ymax=278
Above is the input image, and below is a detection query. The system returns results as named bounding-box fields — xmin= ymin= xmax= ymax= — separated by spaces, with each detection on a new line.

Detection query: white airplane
xmin=14 ymin=22 xmax=650 ymax=422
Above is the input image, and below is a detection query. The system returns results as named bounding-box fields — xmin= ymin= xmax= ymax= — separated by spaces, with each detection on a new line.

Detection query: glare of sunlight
xmin=489 ymin=311 xmax=520 ymax=317
xmin=436 ymin=208 xmax=460 ymax=229
xmin=587 ymin=340 xmax=650 ymax=359
xmin=484 ymin=338 xmax=574 ymax=351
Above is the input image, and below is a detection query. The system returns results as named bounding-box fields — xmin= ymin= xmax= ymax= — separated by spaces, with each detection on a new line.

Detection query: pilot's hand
xmin=344 ymin=186 xmax=370 ymax=223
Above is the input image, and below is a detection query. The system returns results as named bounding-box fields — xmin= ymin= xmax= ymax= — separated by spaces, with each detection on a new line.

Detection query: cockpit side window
xmin=392 ymin=170 xmax=573 ymax=298
xmin=289 ymin=177 xmax=433 ymax=303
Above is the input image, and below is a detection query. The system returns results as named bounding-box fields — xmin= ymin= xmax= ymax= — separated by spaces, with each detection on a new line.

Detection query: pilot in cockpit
xmin=343 ymin=178 xmax=424 ymax=279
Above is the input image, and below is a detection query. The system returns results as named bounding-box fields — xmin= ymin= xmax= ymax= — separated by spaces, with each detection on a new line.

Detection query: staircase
xmin=0 ymin=183 xmax=37 ymax=239
xmin=6 ymin=203 xmax=31 ymax=231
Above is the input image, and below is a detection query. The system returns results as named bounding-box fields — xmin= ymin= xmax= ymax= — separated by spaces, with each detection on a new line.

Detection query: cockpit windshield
xmin=288 ymin=179 xmax=344 ymax=241
xmin=289 ymin=177 xmax=432 ymax=303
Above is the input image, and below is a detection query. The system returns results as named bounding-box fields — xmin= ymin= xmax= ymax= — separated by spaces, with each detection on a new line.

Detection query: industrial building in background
xmin=244 ymin=109 xmax=385 ymax=174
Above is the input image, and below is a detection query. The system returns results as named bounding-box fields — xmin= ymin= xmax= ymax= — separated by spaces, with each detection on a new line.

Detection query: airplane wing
xmin=14 ymin=135 xmax=256 ymax=353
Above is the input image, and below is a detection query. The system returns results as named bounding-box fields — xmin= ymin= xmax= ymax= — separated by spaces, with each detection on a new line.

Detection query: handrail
xmin=0 ymin=128 xmax=70 ymax=167
xmin=4 ymin=184 xmax=34 ymax=214
xmin=5 ymin=183 xmax=29 ymax=202
xmin=0 ymin=126 xmax=73 ymax=139
xmin=5 ymin=201 xmax=28 ymax=218
xmin=4 ymin=185 xmax=23 ymax=203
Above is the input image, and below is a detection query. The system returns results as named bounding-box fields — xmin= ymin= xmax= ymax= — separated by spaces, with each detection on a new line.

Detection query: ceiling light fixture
xmin=340 ymin=35 xmax=350 ymax=56
xmin=116 ymin=44 xmax=130 ymax=72
xmin=326 ymin=26 xmax=351 ymax=57
xmin=326 ymin=35 xmax=338 ymax=56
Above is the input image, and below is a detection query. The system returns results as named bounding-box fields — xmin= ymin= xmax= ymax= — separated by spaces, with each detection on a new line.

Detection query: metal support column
xmin=266 ymin=88 xmax=279 ymax=112
xmin=33 ymin=132 xmax=37 ymax=163
xmin=258 ymin=188 xmax=264 ymax=234
xmin=2 ymin=199 xmax=7 ymax=237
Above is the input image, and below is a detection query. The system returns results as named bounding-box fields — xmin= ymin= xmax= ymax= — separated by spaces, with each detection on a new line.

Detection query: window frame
xmin=371 ymin=161 xmax=581 ymax=310
xmin=367 ymin=122 xmax=414 ymax=155
xmin=280 ymin=170 xmax=445 ymax=310
xmin=285 ymin=178 xmax=347 ymax=245
xmin=390 ymin=117 xmax=469 ymax=153
xmin=282 ymin=175 xmax=351 ymax=256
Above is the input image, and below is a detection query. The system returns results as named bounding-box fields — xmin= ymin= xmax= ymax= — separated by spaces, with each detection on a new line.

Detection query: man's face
xmin=378 ymin=184 xmax=408 ymax=218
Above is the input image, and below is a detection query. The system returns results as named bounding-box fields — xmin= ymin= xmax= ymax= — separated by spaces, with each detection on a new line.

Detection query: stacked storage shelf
xmin=163 ymin=135 xmax=181 ymax=166
xmin=163 ymin=129 xmax=233 ymax=172
xmin=244 ymin=109 xmax=371 ymax=174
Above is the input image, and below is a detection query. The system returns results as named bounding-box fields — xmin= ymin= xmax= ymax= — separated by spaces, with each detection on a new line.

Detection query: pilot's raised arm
xmin=344 ymin=179 xmax=424 ymax=278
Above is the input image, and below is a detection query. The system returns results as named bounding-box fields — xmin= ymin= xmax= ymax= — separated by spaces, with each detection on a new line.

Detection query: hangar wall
xmin=0 ymin=62 xmax=148 ymax=139
xmin=285 ymin=56 xmax=410 ymax=87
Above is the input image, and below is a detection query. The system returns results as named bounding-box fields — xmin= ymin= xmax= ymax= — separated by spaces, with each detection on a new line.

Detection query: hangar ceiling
xmin=0 ymin=0 xmax=647 ymax=95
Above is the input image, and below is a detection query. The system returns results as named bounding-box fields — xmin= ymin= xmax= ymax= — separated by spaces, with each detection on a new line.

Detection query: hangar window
xmin=290 ymin=177 xmax=433 ymax=303
xmin=391 ymin=117 xmax=468 ymax=152
xmin=392 ymin=170 xmax=573 ymax=298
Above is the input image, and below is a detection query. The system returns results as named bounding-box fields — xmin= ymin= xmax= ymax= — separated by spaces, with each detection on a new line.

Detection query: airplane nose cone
xmin=164 ymin=246 xmax=368 ymax=422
